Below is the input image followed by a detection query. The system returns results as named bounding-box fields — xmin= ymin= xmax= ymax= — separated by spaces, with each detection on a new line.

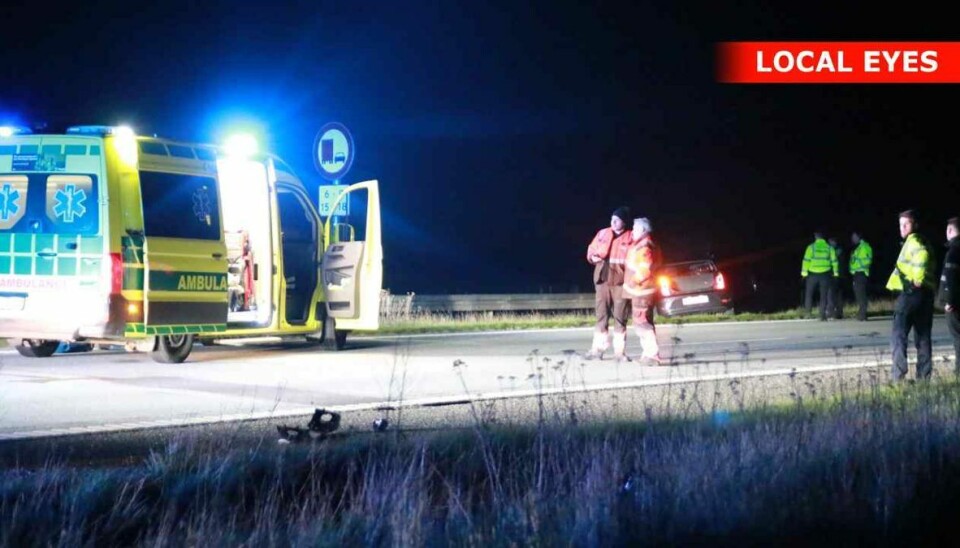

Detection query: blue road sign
xmin=314 ymin=122 xmax=355 ymax=181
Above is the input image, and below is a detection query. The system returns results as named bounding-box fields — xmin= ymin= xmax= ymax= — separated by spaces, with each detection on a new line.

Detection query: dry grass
xmin=373 ymin=297 xmax=899 ymax=335
xmin=4 ymin=368 xmax=960 ymax=546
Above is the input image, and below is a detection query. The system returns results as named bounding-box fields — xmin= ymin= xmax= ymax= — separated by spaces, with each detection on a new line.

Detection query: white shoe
xmin=583 ymin=349 xmax=604 ymax=361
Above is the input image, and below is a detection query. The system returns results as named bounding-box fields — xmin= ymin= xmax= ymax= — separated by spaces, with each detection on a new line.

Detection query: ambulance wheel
xmin=151 ymin=334 xmax=195 ymax=363
xmin=15 ymin=339 xmax=60 ymax=358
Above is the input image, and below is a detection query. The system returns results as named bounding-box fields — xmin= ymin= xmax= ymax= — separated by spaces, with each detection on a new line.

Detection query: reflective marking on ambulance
xmin=0 ymin=234 xmax=103 ymax=278
xmin=121 ymin=234 xmax=145 ymax=291
xmin=149 ymin=271 xmax=228 ymax=292
xmin=124 ymin=323 xmax=227 ymax=336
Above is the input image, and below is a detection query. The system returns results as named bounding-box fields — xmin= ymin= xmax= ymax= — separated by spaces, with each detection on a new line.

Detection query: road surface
xmin=0 ymin=317 xmax=954 ymax=440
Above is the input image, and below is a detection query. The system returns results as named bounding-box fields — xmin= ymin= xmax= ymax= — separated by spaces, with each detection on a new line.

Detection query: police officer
xmin=887 ymin=209 xmax=937 ymax=381
xmin=801 ymin=231 xmax=838 ymax=321
xmin=936 ymin=217 xmax=960 ymax=372
xmin=849 ymin=231 xmax=873 ymax=321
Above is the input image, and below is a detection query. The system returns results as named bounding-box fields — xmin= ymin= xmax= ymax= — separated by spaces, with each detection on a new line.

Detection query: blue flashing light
xmin=66 ymin=125 xmax=137 ymax=137
xmin=223 ymin=133 xmax=258 ymax=157
xmin=0 ymin=126 xmax=32 ymax=137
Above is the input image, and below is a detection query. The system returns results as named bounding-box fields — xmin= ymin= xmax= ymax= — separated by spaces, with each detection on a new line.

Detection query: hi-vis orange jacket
xmin=624 ymin=234 xmax=660 ymax=297
xmin=587 ymin=228 xmax=632 ymax=285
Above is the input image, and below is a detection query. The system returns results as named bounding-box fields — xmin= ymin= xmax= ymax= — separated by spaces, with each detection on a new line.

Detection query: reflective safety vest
xmin=587 ymin=227 xmax=632 ymax=286
xmin=624 ymin=234 xmax=660 ymax=297
xmin=886 ymin=233 xmax=937 ymax=292
xmin=801 ymin=238 xmax=837 ymax=276
xmin=849 ymin=240 xmax=873 ymax=276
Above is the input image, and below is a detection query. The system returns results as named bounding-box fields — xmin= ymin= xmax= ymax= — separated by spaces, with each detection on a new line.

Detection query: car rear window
xmin=660 ymin=261 xmax=717 ymax=277
xmin=0 ymin=173 xmax=100 ymax=235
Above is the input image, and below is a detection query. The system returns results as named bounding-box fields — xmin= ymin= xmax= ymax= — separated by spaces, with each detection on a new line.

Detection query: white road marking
xmin=0 ymin=354 xmax=932 ymax=442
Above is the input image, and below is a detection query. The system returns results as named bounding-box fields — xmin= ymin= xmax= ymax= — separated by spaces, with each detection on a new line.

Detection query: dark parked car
xmin=656 ymin=259 xmax=733 ymax=317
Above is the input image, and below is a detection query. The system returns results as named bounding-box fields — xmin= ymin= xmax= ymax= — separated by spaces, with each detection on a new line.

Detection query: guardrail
xmin=380 ymin=291 xmax=593 ymax=318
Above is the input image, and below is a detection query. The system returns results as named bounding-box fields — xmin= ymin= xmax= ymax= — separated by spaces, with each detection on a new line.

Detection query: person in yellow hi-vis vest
xmin=886 ymin=209 xmax=937 ymax=381
xmin=801 ymin=231 xmax=838 ymax=321
xmin=849 ymin=231 xmax=873 ymax=321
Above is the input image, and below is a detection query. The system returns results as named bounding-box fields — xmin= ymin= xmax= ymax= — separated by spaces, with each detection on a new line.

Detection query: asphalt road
xmin=0 ymin=316 xmax=956 ymax=441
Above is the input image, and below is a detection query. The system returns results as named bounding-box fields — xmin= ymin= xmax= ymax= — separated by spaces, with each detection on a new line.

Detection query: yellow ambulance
xmin=0 ymin=125 xmax=382 ymax=362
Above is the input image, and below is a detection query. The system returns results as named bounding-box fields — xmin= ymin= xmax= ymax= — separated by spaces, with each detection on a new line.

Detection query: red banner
xmin=716 ymin=42 xmax=960 ymax=83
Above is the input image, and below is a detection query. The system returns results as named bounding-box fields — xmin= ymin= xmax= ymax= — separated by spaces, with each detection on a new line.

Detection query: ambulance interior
xmin=216 ymin=158 xmax=274 ymax=326
xmin=277 ymin=188 xmax=319 ymax=325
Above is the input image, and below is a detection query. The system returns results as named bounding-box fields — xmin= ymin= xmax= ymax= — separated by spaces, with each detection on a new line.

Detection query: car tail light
xmin=658 ymin=275 xmax=672 ymax=297
xmin=715 ymin=272 xmax=726 ymax=291
xmin=110 ymin=253 xmax=123 ymax=294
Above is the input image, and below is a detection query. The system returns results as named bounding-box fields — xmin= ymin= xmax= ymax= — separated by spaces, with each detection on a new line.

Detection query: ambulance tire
xmin=151 ymin=334 xmax=195 ymax=364
xmin=15 ymin=339 xmax=60 ymax=358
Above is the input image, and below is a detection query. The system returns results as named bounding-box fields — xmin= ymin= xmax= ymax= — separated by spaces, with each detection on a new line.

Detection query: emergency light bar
xmin=0 ymin=125 xmax=32 ymax=137
xmin=66 ymin=125 xmax=136 ymax=137
xmin=223 ymin=133 xmax=258 ymax=157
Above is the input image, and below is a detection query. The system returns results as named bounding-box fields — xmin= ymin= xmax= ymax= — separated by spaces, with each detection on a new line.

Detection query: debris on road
xmin=277 ymin=409 xmax=341 ymax=444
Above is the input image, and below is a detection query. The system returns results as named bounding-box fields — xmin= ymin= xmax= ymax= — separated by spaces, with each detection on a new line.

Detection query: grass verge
xmin=4 ymin=368 xmax=960 ymax=545
xmin=373 ymin=298 xmax=897 ymax=335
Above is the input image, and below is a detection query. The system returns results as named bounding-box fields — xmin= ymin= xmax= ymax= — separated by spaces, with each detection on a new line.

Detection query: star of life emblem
xmin=53 ymin=184 xmax=87 ymax=223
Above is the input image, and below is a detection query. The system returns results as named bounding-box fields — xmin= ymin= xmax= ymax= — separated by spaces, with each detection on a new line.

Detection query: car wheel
xmin=151 ymin=334 xmax=195 ymax=363
xmin=15 ymin=339 xmax=60 ymax=358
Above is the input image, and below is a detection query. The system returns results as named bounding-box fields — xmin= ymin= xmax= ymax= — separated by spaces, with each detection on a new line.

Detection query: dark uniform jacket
xmin=937 ymin=237 xmax=960 ymax=309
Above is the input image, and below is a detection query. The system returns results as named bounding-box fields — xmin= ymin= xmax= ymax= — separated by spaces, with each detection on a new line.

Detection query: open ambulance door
xmin=320 ymin=180 xmax=382 ymax=340
xmin=139 ymin=169 xmax=229 ymax=362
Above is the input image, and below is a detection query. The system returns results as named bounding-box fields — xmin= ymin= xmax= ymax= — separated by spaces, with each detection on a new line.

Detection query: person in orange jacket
xmin=623 ymin=217 xmax=662 ymax=364
xmin=584 ymin=206 xmax=633 ymax=359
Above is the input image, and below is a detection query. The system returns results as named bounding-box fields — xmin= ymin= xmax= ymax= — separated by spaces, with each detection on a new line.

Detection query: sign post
xmin=313 ymin=122 xmax=355 ymax=242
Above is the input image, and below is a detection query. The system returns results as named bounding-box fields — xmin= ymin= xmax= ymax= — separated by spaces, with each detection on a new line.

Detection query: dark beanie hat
xmin=611 ymin=206 xmax=631 ymax=222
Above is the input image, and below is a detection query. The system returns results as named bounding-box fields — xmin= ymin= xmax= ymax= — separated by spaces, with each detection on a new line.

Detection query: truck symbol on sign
xmin=334 ymin=151 xmax=346 ymax=163
xmin=321 ymin=139 xmax=334 ymax=164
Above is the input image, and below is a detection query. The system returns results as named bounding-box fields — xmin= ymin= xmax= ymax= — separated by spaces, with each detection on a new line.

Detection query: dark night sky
xmin=3 ymin=1 xmax=959 ymax=304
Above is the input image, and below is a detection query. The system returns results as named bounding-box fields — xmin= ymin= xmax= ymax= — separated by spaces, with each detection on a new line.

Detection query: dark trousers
xmin=948 ymin=309 xmax=960 ymax=374
xmin=829 ymin=276 xmax=844 ymax=319
xmin=595 ymin=284 xmax=630 ymax=333
xmin=891 ymin=289 xmax=934 ymax=381
xmin=804 ymin=272 xmax=832 ymax=320
xmin=852 ymin=272 xmax=868 ymax=321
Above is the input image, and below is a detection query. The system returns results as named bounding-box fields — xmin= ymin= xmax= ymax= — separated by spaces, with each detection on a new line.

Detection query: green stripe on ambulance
xmin=150 ymin=271 xmax=228 ymax=292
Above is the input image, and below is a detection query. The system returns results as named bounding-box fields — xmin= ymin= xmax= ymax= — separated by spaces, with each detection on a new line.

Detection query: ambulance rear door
xmin=0 ymin=135 xmax=108 ymax=339
xmin=137 ymin=145 xmax=228 ymax=334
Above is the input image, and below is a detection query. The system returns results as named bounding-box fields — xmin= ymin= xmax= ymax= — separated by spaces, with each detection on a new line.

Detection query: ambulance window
xmin=194 ymin=148 xmax=216 ymax=161
xmin=0 ymin=174 xmax=99 ymax=234
xmin=331 ymin=188 xmax=368 ymax=242
xmin=44 ymin=175 xmax=99 ymax=235
xmin=139 ymin=142 xmax=168 ymax=156
xmin=167 ymin=145 xmax=195 ymax=159
xmin=139 ymin=171 xmax=221 ymax=240
xmin=0 ymin=174 xmax=30 ymax=231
